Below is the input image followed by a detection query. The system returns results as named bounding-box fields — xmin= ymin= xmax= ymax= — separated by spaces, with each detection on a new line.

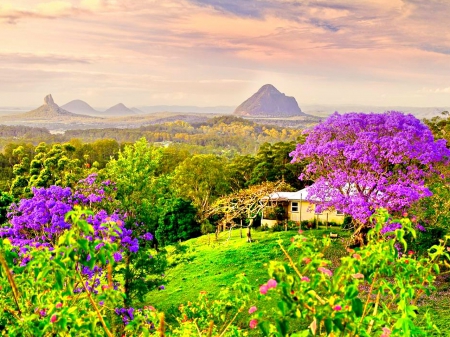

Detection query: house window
xmin=291 ymin=202 xmax=299 ymax=212
xmin=336 ymin=210 xmax=344 ymax=215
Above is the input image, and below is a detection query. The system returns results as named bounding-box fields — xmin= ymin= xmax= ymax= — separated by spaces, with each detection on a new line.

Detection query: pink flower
xmin=50 ymin=314 xmax=57 ymax=323
xmin=303 ymin=257 xmax=311 ymax=264
xmin=267 ymin=279 xmax=277 ymax=289
xmin=333 ymin=305 xmax=342 ymax=311
xmin=351 ymin=273 xmax=364 ymax=279
xmin=55 ymin=302 xmax=63 ymax=308
xmin=301 ymin=276 xmax=310 ymax=282
xmin=248 ymin=306 xmax=257 ymax=314
xmin=259 ymin=284 xmax=268 ymax=295
xmin=298 ymin=229 xmax=303 ymax=234
xmin=352 ymin=253 xmax=361 ymax=260
xmin=381 ymin=327 xmax=391 ymax=337
xmin=249 ymin=319 xmax=258 ymax=329
xmin=318 ymin=267 xmax=333 ymax=277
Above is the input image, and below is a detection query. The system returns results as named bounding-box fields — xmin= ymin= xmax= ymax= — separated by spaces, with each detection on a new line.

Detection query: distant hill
xmin=61 ymin=99 xmax=100 ymax=116
xmin=137 ymin=105 xmax=234 ymax=114
xmin=234 ymin=84 xmax=305 ymax=117
xmin=104 ymin=103 xmax=136 ymax=116
xmin=131 ymin=107 xmax=145 ymax=114
xmin=3 ymin=95 xmax=95 ymax=121
xmin=301 ymin=104 xmax=450 ymax=120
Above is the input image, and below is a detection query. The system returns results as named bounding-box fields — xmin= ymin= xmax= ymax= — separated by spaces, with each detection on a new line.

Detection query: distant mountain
xmin=61 ymin=99 xmax=100 ymax=116
xmin=137 ymin=105 xmax=234 ymax=114
xmin=104 ymin=103 xmax=136 ymax=116
xmin=301 ymin=104 xmax=450 ymax=120
xmin=3 ymin=95 xmax=95 ymax=120
xmin=234 ymin=84 xmax=305 ymax=117
xmin=131 ymin=107 xmax=145 ymax=114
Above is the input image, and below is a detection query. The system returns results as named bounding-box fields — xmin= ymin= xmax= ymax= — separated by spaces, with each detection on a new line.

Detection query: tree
xmin=105 ymin=138 xmax=167 ymax=305
xmin=172 ymin=154 xmax=231 ymax=221
xmin=290 ymin=112 xmax=450 ymax=236
xmin=208 ymin=181 xmax=294 ymax=242
xmin=155 ymin=198 xmax=200 ymax=246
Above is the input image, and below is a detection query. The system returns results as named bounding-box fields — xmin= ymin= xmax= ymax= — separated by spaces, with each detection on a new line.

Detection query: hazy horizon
xmin=2 ymin=1 xmax=450 ymax=108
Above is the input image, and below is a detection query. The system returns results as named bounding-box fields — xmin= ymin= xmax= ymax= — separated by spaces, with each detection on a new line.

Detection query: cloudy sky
xmin=1 ymin=0 xmax=450 ymax=108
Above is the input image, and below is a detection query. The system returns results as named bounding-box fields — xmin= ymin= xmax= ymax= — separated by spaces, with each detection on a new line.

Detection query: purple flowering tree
xmin=290 ymin=112 xmax=450 ymax=236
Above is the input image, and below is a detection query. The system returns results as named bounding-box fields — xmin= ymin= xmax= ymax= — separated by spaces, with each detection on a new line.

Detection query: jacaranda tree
xmin=290 ymin=112 xmax=450 ymax=233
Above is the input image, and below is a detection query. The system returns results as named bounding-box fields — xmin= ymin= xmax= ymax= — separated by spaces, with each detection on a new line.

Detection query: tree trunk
xmin=247 ymin=219 xmax=253 ymax=243
xmin=240 ymin=219 xmax=243 ymax=238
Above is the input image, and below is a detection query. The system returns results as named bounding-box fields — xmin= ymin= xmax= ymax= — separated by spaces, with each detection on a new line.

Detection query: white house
xmin=261 ymin=185 xmax=345 ymax=227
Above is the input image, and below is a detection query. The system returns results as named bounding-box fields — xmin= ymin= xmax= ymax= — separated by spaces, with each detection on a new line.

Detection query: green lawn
xmin=144 ymin=226 xmax=450 ymax=334
xmin=145 ymin=227 xmax=348 ymax=325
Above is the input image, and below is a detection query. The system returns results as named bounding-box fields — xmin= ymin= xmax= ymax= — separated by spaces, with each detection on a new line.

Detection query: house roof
xmin=263 ymin=186 xmax=320 ymax=202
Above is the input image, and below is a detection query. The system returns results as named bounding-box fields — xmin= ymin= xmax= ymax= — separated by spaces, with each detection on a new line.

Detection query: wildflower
xmin=249 ymin=319 xmax=258 ymax=329
xmin=259 ymin=284 xmax=268 ymax=295
xmin=381 ymin=327 xmax=391 ymax=337
xmin=351 ymin=273 xmax=364 ymax=279
xmin=99 ymin=301 xmax=104 ymax=306
xmin=416 ymin=224 xmax=426 ymax=232
xmin=142 ymin=232 xmax=154 ymax=241
xmin=267 ymin=279 xmax=277 ymax=289
xmin=159 ymin=285 xmax=165 ymax=290
xmin=303 ymin=257 xmax=311 ymax=264
xmin=333 ymin=305 xmax=342 ymax=311
xmin=248 ymin=306 xmax=257 ymax=314
xmin=50 ymin=315 xmax=57 ymax=323
xmin=318 ymin=267 xmax=333 ymax=277
xmin=301 ymin=276 xmax=310 ymax=282
xmin=352 ymin=253 xmax=361 ymax=260
xmin=113 ymin=252 xmax=123 ymax=262
xmin=55 ymin=302 xmax=63 ymax=308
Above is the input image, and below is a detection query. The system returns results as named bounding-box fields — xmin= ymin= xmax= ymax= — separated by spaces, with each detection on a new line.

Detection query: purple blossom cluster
xmin=0 ymin=174 xmax=153 ymax=273
xmin=380 ymin=222 xmax=403 ymax=235
xmin=115 ymin=307 xmax=135 ymax=325
xmin=290 ymin=112 xmax=450 ymax=222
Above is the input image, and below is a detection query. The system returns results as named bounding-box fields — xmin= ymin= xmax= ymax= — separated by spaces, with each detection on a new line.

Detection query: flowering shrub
xmin=252 ymin=209 xmax=449 ymax=336
xmin=290 ymin=112 xmax=450 ymax=223
xmin=0 ymin=209 xmax=125 ymax=336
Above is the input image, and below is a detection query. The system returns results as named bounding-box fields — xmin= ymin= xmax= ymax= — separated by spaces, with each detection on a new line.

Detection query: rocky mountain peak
xmin=44 ymin=94 xmax=55 ymax=105
xmin=234 ymin=84 xmax=304 ymax=117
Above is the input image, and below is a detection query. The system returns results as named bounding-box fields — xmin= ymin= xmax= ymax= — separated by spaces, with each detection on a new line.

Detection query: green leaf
xmin=352 ymin=298 xmax=363 ymax=317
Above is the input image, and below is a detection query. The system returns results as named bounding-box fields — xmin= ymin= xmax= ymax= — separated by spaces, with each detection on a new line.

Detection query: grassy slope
xmin=145 ymin=227 xmax=348 ymax=325
xmin=145 ymin=227 xmax=449 ymax=334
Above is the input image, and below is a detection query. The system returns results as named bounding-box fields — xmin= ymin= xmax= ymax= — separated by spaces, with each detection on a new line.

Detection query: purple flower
xmin=158 ymin=285 xmax=165 ymax=290
xmin=380 ymin=222 xmax=402 ymax=235
xmin=141 ymin=232 xmax=154 ymax=241
xmin=113 ymin=252 xmax=123 ymax=262
xmin=416 ymin=224 xmax=426 ymax=232
xmin=333 ymin=305 xmax=342 ymax=311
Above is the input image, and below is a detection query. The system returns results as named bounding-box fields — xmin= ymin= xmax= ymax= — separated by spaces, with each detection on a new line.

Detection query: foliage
xmin=9 ymin=142 xmax=87 ymax=198
xmin=253 ymin=209 xmax=448 ymax=336
xmin=173 ymin=154 xmax=231 ymax=220
xmin=0 ymin=191 xmax=12 ymax=225
xmin=291 ymin=112 xmax=450 ymax=224
xmin=156 ymin=198 xmax=200 ymax=246
xmin=0 ymin=209 xmax=127 ymax=336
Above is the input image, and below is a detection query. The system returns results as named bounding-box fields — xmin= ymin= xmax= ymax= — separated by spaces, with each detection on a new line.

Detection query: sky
xmin=1 ymin=0 xmax=450 ymax=108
